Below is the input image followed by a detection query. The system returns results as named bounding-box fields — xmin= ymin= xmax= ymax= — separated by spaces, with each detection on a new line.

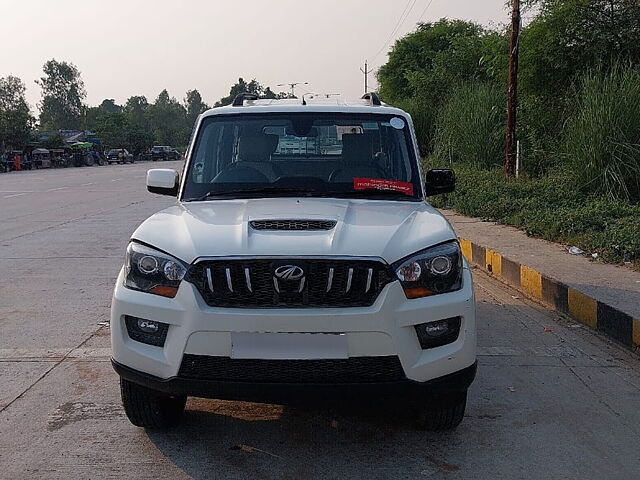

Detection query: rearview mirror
xmin=147 ymin=169 xmax=179 ymax=196
xmin=425 ymin=169 xmax=455 ymax=196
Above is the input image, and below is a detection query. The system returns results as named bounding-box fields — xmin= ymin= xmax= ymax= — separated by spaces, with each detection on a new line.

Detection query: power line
xmin=370 ymin=0 xmax=419 ymax=63
xmin=417 ymin=0 xmax=435 ymax=22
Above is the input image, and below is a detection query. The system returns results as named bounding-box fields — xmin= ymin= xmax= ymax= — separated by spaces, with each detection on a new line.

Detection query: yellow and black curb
xmin=459 ymin=238 xmax=640 ymax=351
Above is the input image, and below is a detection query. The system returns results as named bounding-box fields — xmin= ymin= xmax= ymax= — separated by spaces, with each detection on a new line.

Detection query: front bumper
xmin=112 ymin=358 xmax=477 ymax=405
xmin=111 ymin=265 xmax=476 ymax=393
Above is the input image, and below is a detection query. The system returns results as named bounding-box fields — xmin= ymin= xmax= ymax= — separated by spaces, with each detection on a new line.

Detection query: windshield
xmin=182 ymin=113 xmax=422 ymax=201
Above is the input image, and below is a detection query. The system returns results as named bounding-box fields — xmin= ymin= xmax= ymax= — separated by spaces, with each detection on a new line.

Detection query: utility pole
xmin=505 ymin=0 xmax=521 ymax=177
xmin=277 ymin=82 xmax=308 ymax=98
xmin=360 ymin=61 xmax=373 ymax=94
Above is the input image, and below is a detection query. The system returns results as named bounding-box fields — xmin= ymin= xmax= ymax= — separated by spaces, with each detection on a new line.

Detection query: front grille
xmin=178 ymin=355 xmax=406 ymax=384
xmin=185 ymin=258 xmax=394 ymax=308
xmin=250 ymin=219 xmax=337 ymax=231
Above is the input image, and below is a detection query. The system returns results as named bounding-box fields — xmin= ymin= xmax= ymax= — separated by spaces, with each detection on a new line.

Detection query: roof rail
xmin=362 ymin=92 xmax=382 ymax=106
xmin=232 ymin=92 xmax=259 ymax=107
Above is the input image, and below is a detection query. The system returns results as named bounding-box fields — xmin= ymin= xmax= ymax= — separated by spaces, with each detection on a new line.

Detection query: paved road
xmin=1 ymin=164 xmax=639 ymax=480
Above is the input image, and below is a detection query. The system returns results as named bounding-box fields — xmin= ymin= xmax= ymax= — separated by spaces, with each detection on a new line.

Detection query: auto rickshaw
xmin=31 ymin=148 xmax=52 ymax=169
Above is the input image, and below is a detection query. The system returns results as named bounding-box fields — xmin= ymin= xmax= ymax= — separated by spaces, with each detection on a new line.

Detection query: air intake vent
xmin=250 ymin=220 xmax=337 ymax=231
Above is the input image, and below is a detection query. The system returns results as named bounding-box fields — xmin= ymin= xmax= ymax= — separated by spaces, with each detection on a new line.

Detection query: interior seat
xmin=329 ymin=133 xmax=389 ymax=182
xmin=213 ymin=133 xmax=281 ymax=183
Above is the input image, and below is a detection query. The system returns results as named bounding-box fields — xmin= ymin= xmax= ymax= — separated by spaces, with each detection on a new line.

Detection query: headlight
xmin=393 ymin=241 xmax=463 ymax=299
xmin=124 ymin=242 xmax=187 ymax=298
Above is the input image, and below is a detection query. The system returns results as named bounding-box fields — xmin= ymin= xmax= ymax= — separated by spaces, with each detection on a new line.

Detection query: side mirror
xmin=147 ymin=169 xmax=179 ymax=196
xmin=425 ymin=169 xmax=455 ymax=196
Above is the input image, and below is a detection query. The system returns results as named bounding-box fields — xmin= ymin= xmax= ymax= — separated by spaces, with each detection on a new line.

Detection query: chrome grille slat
xmin=366 ymin=268 xmax=373 ymax=293
xmin=206 ymin=268 xmax=214 ymax=292
xmin=186 ymin=258 xmax=393 ymax=309
xmin=345 ymin=268 xmax=353 ymax=293
xmin=244 ymin=268 xmax=252 ymax=292
xmin=326 ymin=268 xmax=334 ymax=292
xmin=225 ymin=268 xmax=234 ymax=292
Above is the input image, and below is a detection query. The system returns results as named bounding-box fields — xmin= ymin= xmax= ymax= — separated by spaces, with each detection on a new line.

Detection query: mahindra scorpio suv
xmin=111 ymin=92 xmax=477 ymax=431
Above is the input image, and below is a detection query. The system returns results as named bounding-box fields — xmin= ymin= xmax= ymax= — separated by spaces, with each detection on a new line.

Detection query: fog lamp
xmin=414 ymin=317 xmax=462 ymax=349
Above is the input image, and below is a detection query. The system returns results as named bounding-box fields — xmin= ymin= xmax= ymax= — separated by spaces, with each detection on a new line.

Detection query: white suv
xmin=111 ymin=93 xmax=476 ymax=431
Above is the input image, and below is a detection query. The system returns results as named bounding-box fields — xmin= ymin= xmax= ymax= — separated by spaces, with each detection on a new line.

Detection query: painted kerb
xmin=459 ymin=237 xmax=638 ymax=350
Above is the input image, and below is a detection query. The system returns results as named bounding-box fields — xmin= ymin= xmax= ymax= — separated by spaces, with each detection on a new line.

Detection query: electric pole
xmin=360 ymin=61 xmax=373 ymax=94
xmin=505 ymin=0 xmax=521 ymax=177
xmin=277 ymin=82 xmax=308 ymax=98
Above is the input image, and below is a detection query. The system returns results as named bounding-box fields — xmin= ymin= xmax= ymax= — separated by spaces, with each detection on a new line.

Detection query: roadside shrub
xmin=431 ymin=81 xmax=505 ymax=169
xmin=429 ymin=164 xmax=640 ymax=265
xmin=563 ymin=64 xmax=640 ymax=203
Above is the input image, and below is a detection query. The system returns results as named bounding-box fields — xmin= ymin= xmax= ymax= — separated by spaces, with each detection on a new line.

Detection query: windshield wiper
xmin=319 ymin=188 xmax=414 ymax=199
xmin=185 ymin=187 xmax=316 ymax=202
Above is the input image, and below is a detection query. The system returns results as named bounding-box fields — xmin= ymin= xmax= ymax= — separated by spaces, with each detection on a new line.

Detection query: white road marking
xmin=45 ymin=187 xmax=68 ymax=192
xmin=3 ymin=193 xmax=29 ymax=198
xmin=0 ymin=347 xmax=111 ymax=360
xmin=81 ymin=182 xmax=96 ymax=186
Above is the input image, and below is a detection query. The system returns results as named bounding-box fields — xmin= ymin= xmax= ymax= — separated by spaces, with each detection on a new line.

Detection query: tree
xmin=95 ymin=112 xmax=129 ymax=148
xmin=377 ymin=19 xmax=490 ymax=105
xmin=184 ymin=89 xmax=209 ymax=127
xmin=146 ymin=89 xmax=187 ymax=146
xmin=214 ymin=78 xmax=290 ymax=106
xmin=0 ymin=75 xmax=34 ymax=150
xmin=36 ymin=59 xmax=87 ymax=130
xmin=124 ymin=96 xmax=153 ymax=154
xmin=85 ymin=99 xmax=123 ymax=131
xmin=520 ymin=0 xmax=640 ymax=99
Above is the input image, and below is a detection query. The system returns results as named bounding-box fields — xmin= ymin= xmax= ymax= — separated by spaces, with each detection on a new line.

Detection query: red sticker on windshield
xmin=354 ymin=178 xmax=414 ymax=196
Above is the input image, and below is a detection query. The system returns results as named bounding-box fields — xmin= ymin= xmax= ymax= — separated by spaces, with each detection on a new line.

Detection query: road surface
xmin=1 ymin=163 xmax=639 ymax=479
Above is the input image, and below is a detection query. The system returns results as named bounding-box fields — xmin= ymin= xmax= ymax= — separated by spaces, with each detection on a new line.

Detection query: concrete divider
xmin=460 ymin=237 xmax=640 ymax=351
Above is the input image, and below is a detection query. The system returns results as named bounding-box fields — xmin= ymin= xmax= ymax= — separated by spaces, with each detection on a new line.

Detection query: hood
xmin=131 ymin=198 xmax=457 ymax=264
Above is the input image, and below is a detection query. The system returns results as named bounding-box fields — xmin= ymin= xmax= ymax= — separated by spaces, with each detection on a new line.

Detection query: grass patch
xmin=429 ymin=164 xmax=640 ymax=266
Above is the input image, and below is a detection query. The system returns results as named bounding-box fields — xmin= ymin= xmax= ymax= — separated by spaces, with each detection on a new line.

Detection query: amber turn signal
xmin=404 ymin=287 xmax=434 ymax=299
xmin=149 ymin=285 xmax=179 ymax=298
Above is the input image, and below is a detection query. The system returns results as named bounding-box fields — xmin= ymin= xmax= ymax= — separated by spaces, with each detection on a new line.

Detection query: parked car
xmin=106 ymin=149 xmax=134 ymax=164
xmin=111 ymin=93 xmax=476 ymax=431
xmin=151 ymin=145 xmax=180 ymax=161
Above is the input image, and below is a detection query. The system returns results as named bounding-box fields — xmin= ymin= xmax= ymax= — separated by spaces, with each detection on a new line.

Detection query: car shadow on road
xmin=139 ymin=300 xmax=572 ymax=480
xmin=144 ymin=396 xmax=467 ymax=479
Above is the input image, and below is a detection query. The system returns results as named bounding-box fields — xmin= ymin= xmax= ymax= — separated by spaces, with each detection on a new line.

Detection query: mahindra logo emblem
xmin=272 ymin=264 xmax=306 ymax=294
xmin=274 ymin=265 xmax=305 ymax=281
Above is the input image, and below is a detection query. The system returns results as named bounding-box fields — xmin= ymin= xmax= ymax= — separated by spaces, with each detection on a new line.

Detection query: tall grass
xmin=393 ymin=97 xmax=438 ymax=156
xmin=563 ymin=65 xmax=640 ymax=203
xmin=431 ymin=81 xmax=505 ymax=169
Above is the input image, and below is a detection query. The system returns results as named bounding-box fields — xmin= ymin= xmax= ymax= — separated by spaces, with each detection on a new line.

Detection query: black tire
xmin=120 ymin=378 xmax=186 ymax=429
xmin=416 ymin=391 xmax=467 ymax=431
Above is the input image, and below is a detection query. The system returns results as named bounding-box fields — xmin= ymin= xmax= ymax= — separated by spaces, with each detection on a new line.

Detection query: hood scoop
xmin=249 ymin=219 xmax=337 ymax=231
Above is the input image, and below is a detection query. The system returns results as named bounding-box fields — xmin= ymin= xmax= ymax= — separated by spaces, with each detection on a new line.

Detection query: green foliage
xmin=430 ymin=165 xmax=640 ymax=265
xmin=563 ymin=64 xmax=640 ymax=202
xmin=0 ymin=75 xmax=34 ymax=149
xmin=431 ymin=81 xmax=505 ymax=169
xmin=146 ymin=89 xmax=188 ymax=147
xmin=377 ymin=19 xmax=492 ymax=106
xmin=520 ymin=0 xmax=640 ymax=99
xmin=36 ymin=59 xmax=86 ymax=130
xmin=214 ymin=78 xmax=290 ymax=107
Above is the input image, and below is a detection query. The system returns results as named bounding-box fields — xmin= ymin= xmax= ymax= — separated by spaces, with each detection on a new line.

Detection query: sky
xmin=1 ymin=0 xmax=509 ymax=112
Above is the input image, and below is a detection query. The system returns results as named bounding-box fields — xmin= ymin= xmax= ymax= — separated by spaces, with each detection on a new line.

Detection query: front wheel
xmin=415 ymin=391 xmax=467 ymax=431
xmin=120 ymin=378 xmax=186 ymax=429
